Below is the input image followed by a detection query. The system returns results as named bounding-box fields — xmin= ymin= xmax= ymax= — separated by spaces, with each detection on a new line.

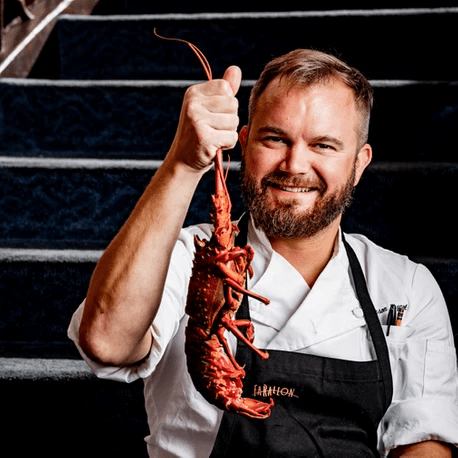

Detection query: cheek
xmin=338 ymin=160 xmax=358 ymax=188
xmin=318 ymin=160 xmax=356 ymax=190
xmin=243 ymin=149 xmax=274 ymax=181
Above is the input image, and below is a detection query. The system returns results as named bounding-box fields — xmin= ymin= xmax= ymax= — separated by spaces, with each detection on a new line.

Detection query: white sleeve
xmin=378 ymin=263 xmax=458 ymax=455
xmin=67 ymin=230 xmax=196 ymax=383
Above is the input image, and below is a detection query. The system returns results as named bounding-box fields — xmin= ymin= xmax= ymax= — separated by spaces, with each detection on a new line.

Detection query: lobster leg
xmin=232 ymin=318 xmax=255 ymax=343
xmin=216 ymin=326 xmax=245 ymax=372
xmin=221 ymin=268 xmax=270 ymax=305
xmin=227 ymin=396 xmax=275 ymax=420
xmin=217 ymin=261 xmax=270 ymax=305
xmin=214 ymin=325 xmax=273 ymax=420
xmin=220 ymin=314 xmax=269 ymax=360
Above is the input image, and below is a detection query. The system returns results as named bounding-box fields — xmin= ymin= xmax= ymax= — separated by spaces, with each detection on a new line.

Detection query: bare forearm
xmin=78 ymin=67 xmax=242 ymax=367
xmin=80 ymin=158 xmax=203 ymax=365
xmin=390 ymin=441 xmax=453 ymax=457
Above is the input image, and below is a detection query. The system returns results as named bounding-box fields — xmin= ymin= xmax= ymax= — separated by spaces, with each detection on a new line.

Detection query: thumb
xmin=222 ymin=65 xmax=242 ymax=96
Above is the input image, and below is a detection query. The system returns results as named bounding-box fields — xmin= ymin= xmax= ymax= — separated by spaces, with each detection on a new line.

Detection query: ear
xmin=353 ymin=143 xmax=372 ymax=186
xmin=239 ymin=125 xmax=249 ymax=154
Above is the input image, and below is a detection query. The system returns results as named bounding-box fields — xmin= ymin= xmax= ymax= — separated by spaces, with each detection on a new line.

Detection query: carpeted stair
xmin=1 ymin=4 xmax=457 ymax=457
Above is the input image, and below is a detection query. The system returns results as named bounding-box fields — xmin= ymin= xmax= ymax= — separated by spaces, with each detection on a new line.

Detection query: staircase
xmin=1 ymin=3 xmax=457 ymax=457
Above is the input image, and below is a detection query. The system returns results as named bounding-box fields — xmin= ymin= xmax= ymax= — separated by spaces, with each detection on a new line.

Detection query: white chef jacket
xmin=68 ymin=217 xmax=458 ymax=457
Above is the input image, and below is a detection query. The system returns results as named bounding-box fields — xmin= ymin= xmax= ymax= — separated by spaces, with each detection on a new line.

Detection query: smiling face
xmin=239 ymin=77 xmax=372 ymax=240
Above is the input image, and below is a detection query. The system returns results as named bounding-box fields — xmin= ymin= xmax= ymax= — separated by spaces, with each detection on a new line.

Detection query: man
xmin=68 ymin=49 xmax=458 ymax=456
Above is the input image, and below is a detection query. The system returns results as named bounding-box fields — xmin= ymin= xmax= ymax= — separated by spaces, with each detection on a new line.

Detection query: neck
xmin=269 ymin=220 xmax=340 ymax=287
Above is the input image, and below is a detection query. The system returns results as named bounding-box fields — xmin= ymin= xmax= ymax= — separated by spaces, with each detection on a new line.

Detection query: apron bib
xmin=210 ymin=215 xmax=393 ymax=457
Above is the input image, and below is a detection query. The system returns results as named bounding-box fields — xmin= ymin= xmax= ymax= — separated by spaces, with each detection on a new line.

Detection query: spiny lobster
xmin=155 ymin=30 xmax=274 ymax=419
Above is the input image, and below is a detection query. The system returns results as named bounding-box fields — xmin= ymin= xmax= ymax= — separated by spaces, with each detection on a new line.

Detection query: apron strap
xmin=342 ymin=235 xmax=393 ymax=410
xmin=234 ymin=213 xmax=251 ymax=321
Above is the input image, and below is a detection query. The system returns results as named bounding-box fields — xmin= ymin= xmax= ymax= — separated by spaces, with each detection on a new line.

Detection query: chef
xmin=69 ymin=49 xmax=458 ymax=457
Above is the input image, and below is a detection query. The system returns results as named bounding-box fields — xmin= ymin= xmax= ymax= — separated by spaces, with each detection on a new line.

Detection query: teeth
xmin=280 ymin=186 xmax=315 ymax=193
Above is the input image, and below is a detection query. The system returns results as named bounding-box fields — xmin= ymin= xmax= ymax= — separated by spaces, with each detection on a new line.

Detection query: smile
xmin=277 ymin=185 xmax=318 ymax=193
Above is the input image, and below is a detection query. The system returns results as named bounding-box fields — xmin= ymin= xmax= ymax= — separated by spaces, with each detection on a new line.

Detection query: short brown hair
xmin=248 ymin=49 xmax=373 ymax=147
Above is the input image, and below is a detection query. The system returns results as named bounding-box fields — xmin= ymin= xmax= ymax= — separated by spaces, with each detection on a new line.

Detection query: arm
xmin=78 ymin=66 xmax=242 ymax=367
xmin=390 ymin=441 xmax=453 ymax=457
xmin=378 ymin=262 xmax=458 ymax=455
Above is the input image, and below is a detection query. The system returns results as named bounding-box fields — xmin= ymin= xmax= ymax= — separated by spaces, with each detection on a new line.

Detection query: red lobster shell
xmin=185 ymin=150 xmax=273 ymax=419
xmin=154 ymin=29 xmax=273 ymax=419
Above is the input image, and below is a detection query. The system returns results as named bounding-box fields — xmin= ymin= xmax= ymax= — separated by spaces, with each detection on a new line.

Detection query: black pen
xmin=386 ymin=304 xmax=397 ymax=336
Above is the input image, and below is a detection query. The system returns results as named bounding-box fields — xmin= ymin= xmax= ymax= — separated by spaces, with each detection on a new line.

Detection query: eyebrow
xmin=256 ymin=125 xmax=287 ymax=136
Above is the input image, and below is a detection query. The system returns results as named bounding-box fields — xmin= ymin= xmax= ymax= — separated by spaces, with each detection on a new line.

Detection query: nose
xmin=278 ymin=143 xmax=313 ymax=175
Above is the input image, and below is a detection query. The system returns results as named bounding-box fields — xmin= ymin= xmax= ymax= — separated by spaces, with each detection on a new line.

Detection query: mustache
xmin=261 ymin=172 xmax=327 ymax=193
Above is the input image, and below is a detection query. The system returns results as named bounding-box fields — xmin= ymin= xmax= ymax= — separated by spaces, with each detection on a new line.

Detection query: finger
xmin=222 ymin=65 xmax=242 ymax=96
xmin=208 ymin=112 xmax=240 ymax=132
xmin=204 ymin=95 xmax=239 ymax=114
xmin=205 ymin=129 xmax=239 ymax=153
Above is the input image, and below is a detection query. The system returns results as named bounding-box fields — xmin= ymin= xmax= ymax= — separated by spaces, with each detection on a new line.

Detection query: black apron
xmin=210 ymin=215 xmax=393 ymax=457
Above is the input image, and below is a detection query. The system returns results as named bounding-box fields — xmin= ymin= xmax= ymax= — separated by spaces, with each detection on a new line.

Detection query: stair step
xmin=0 ymin=79 xmax=457 ymax=161
xmin=1 ymin=357 xmax=148 ymax=457
xmin=0 ymin=249 xmax=98 ymax=358
xmin=0 ymin=250 xmax=456 ymax=359
xmin=46 ymin=9 xmax=458 ymax=80
xmin=0 ymin=157 xmax=235 ymax=249
xmin=0 ymin=158 xmax=455 ymax=256
xmin=0 ymin=79 xmax=193 ymax=158
xmin=0 ymin=357 xmax=93 ymax=380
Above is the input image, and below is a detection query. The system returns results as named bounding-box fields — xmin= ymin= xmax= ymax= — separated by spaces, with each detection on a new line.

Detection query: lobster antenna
xmin=154 ymin=28 xmax=231 ymax=184
xmin=153 ymin=28 xmax=213 ymax=81
xmin=225 ymin=155 xmax=231 ymax=181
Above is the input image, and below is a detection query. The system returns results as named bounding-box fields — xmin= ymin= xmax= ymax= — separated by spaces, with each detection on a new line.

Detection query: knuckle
xmin=185 ymin=84 xmax=199 ymax=99
xmin=194 ymin=119 xmax=209 ymax=137
xmin=186 ymin=96 xmax=199 ymax=112
xmin=185 ymin=97 xmax=203 ymax=121
xmin=227 ymin=133 xmax=238 ymax=148
xmin=213 ymin=79 xmax=233 ymax=96
xmin=226 ymin=96 xmax=239 ymax=113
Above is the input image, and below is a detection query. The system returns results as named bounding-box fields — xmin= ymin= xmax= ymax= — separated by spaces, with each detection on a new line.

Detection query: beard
xmin=239 ymin=159 xmax=356 ymax=240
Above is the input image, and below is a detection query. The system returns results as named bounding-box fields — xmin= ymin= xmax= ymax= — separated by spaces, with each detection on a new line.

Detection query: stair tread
xmin=0 ymin=160 xmax=455 ymax=254
xmin=0 ymin=80 xmax=457 ymax=161
xmin=0 ymin=247 xmax=103 ymax=261
xmin=65 ymin=7 xmax=458 ymax=19
xmin=0 ymin=357 xmax=93 ymax=380
xmin=94 ymin=1 xmax=458 ymax=14
xmin=49 ymin=10 xmax=458 ymax=80
xmin=0 ymin=246 xmax=455 ymax=263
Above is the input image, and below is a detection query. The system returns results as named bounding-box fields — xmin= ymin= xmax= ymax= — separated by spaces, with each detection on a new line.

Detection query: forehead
xmin=251 ymin=77 xmax=360 ymax=141
xmin=256 ymin=76 xmax=356 ymax=114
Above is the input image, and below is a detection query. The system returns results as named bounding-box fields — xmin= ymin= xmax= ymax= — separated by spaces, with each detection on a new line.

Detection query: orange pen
xmin=395 ymin=307 xmax=404 ymax=326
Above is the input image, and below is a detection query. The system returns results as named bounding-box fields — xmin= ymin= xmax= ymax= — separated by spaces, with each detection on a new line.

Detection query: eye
xmin=265 ymin=135 xmax=284 ymax=143
xmin=313 ymin=143 xmax=337 ymax=153
xmin=262 ymin=135 xmax=289 ymax=147
xmin=262 ymin=135 xmax=285 ymax=148
xmin=310 ymin=136 xmax=345 ymax=152
xmin=315 ymin=143 xmax=333 ymax=150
